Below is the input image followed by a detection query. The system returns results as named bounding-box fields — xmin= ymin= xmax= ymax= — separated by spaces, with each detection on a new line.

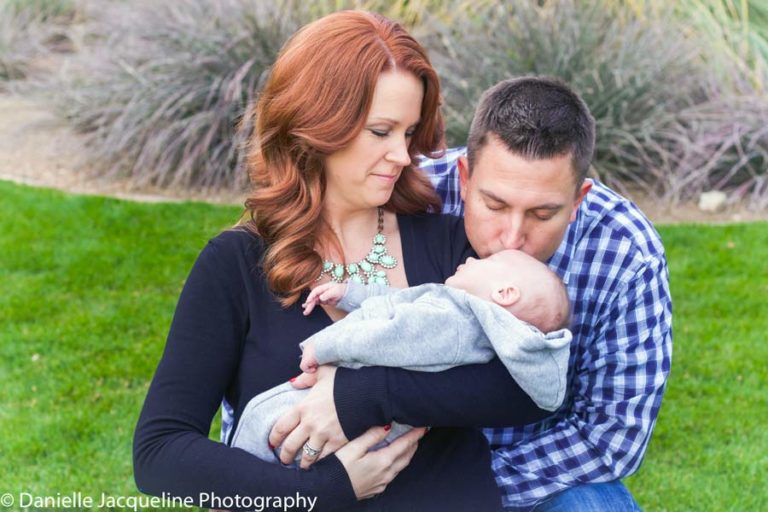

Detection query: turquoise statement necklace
xmin=318 ymin=208 xmax=398 ymax=285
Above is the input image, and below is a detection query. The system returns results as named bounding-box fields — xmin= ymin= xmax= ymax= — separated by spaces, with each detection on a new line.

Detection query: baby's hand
xmin=300 ymin=341 xmax=318 ymax=373
xmin=302 ymin=282 xmax=347 ymax=316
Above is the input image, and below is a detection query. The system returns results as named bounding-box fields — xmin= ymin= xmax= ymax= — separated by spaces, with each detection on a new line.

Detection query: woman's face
xmin=323 ymin=69 xmax=424 ymax=213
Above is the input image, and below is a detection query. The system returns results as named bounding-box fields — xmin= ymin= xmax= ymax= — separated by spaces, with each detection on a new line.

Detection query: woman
xmin=133 ymin=11 xmax=540 ymax=511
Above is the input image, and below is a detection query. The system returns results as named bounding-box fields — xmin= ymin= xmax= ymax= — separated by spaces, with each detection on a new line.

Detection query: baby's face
xmin=445 ymin=250 xmax=537 ymax=301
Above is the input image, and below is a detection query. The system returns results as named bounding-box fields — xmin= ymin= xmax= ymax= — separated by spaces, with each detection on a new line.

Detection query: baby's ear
xmin=491 ymin=285 xmax=520 ymax=307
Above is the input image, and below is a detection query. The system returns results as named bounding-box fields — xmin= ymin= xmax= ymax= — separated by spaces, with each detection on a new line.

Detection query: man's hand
xmin=302 ymin=282 xmax=347 ymax=316
xmin=269 ymin=365 xmax=349 ymax=469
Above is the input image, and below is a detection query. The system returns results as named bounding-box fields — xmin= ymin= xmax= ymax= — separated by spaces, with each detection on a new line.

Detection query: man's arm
xmin=489 ymin=258 xmax=673 ymax=508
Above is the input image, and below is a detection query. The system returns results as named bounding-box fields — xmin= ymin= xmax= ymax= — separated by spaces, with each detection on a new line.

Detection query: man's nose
xmin=500 ymin=218 xmax=525 ymax=250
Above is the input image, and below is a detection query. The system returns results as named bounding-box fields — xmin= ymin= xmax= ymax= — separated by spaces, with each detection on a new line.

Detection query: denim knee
xmin=532 ymin=481 xmax=641 ymax=512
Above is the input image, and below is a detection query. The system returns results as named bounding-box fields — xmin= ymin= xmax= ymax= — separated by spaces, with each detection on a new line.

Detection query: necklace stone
xmin=319 ymin=208 xmax=398 ymax=285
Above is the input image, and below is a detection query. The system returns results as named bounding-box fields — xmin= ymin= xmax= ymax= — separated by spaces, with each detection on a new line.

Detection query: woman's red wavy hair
xmin=244 ymin=10 xmax=444 ymax=306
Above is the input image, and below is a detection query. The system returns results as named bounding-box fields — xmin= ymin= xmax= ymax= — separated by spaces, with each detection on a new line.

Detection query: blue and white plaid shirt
xmin=420 ymin=147 xmax=673 ymax=511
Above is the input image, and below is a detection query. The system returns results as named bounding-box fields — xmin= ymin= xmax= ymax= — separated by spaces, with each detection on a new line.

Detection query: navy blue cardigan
xmin=133 ymin=213 xmax=547 ymax=511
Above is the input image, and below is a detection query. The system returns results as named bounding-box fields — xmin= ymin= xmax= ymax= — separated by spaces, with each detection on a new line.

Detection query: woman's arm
xmin=133 ymin=234 xmax=356 ymax=507
xmin=333 ymin=359 xmax=550 ymax=440
xmin=272 ymin=358 xmax=550 ymax=462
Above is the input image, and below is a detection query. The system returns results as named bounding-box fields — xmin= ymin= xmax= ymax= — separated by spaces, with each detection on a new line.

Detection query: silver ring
xmin=302 ymin=442 xmax=321 ymax=458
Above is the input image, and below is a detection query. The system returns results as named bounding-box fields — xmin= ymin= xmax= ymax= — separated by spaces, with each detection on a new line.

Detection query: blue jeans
xmin=532 ymin=481 xmax=641 ymax=512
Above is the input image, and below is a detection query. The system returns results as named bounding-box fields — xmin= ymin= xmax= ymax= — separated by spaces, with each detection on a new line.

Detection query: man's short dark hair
xmin=467 ymin=76 xmax=596 ymax=186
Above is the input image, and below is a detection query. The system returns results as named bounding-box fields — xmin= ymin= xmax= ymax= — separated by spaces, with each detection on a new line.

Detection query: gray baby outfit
xmin=230 ymin=282 xmax=572 ymax=464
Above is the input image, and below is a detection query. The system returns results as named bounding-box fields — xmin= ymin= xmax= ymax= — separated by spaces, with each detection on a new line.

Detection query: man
xmin=419 ymin=77 xmax=672 ymax=510
xmin=271 ymin=77 xmax=672 ymax=511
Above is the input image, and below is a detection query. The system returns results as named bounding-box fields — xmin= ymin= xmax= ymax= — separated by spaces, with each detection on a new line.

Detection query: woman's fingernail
xmin=384 ymin=424 xmax=391 ymax=431
xmin=289 ymin=377 xmax=297 ymax=383
xmin=268 ymin=442 xmax=275 ymax=450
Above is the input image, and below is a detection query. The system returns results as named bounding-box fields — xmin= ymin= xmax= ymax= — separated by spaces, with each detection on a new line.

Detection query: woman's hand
xmin=269 ymin=366 xmax=348 ymax=469
xmin=336 ymin=425 xmax=426 ymax=500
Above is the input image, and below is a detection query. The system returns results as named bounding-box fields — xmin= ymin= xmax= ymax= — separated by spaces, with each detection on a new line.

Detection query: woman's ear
xmin=491 ymin=285 xmax=521 ymax=307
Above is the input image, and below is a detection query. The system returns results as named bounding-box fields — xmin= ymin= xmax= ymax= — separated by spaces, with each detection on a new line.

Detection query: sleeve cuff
xmin=337 ymin=282 xmax=368 ymax=312
xmin=298 ymin=454 xmax=357 ymax=510
xmin=313 ymin=338 xmax=341 ymax=366
xmin=333 ymin=366 xmax=389 ymax=440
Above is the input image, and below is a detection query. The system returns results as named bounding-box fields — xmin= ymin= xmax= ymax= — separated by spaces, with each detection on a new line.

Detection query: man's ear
xmin=458 ymin=156 xmax=470 ymax=201
xmin=569 ymin=180 xmax=592 ymax=223
xmin=491 ymin=285 xmax=521 ymax=307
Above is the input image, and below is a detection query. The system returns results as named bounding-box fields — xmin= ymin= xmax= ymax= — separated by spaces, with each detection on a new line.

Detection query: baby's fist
xmin=302 ymin=282 xmax=347 ymax=315
xmin=300 ymin=341 xmax=318 ymax=373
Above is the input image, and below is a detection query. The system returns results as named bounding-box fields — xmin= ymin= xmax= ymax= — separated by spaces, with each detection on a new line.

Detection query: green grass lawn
xmin=1 ymin=180 xmax=766 ymax=511
xmin=625 ymin=220 xmax=768 ymax=511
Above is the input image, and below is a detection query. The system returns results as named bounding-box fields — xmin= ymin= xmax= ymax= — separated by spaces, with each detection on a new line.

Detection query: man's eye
xmin=485 ymin=203 xmax=504 ymax=211
xmin=534 ymin=212 xmax=556 ymax=221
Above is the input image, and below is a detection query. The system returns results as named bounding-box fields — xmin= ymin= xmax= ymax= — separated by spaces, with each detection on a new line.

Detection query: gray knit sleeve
xmin=336 ymin=282 xmax=393 ymax=312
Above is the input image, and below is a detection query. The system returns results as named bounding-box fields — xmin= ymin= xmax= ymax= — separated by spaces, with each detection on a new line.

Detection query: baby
xmin=230 ymin=249 xmax=572 ymax=464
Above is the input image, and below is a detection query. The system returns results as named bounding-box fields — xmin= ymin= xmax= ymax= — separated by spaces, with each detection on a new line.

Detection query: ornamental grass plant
xmin=5 ymin=0 xmax=80 ymax=22
xmin=48 ymin=0 xmax=768 ymax=206
xmin=0 ymin=0 xmax=80 ymax=84
xmin=0 ymin=3 xmax=46 ymax=83
xmin=54 ymin=0 xmax=322 ymax=190
xmin=421 ymin=0 xmax=768 ymax=208
xmin=52 ymin=0 xmax=442 ymax=191
xmin=666 ymin=0 xmax=768 ymax=89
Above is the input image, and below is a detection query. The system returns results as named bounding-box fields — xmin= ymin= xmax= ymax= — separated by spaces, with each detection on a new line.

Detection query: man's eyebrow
xmin=479 ymin=189 xmax=508 ymax=204
xmin=479 ymin=189 xmax=563 ymax=210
